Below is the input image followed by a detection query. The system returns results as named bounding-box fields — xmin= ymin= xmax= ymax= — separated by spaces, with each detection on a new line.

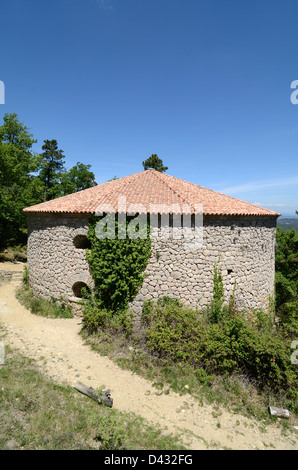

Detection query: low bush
xmin=141 ymin=297 xmax=298 ymax=400
xmin=275 ymin=227 xmax=298 ymax=338
xmin=277 ymin=299 xmax=298 ymax=338
xmin=81 ymin=289 xmax=133 ymax=336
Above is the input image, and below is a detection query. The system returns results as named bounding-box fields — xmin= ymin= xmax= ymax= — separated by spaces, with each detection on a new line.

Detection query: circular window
xmin=73 ymin=234 xmax=91 ymax=249
xmin=72 ymin=281 xmax=91 ymax=298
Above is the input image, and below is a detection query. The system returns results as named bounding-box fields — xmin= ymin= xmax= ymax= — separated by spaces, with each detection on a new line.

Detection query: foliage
xmin=0 ymin=113 xmax=39 ymax=248
xmin=0 ymin=113 xmax=98 ymax=249
xmin=209 ymin=260 xmax=225 ymax=323
xmin=94 ymin=415 xmax=128 ymax=450
xmin=82 ymin=214 xmax=151 ymax=332
xmin=0 ymin=244 xmax=27 ymax=262
xmin=141 ymin=297 xmax=205 ymax=363
xmin=38 ymin=140 xmax=97 ymax=200
xmin=277 ymin=217 xmax=298 ymax=234
xmin=277 ymin=300 xmax=298 ymax=337
xmin=107 ymin=175 xmax=119 ymax=181
xmin=59 ymin=162 xmax=97 ymax=195
xmin=22 ymin=265 xmax=29 ymax=287
xmin=82 ymin=292 xmax=133 ymax=336
xmin=141 ymin=297 xmax=298 ymax=399
xmin=204 ymin=259 xmax=237 ymax=323
xmin=142 ymin=154 xmax=168 ymax=172
xmin=275 ymin=226 xmax=298 ymax=337
xmin=38 ymin=139 xmax=65 ymax=201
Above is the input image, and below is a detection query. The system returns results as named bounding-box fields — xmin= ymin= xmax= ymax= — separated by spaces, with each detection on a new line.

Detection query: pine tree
xmin=142 ymin=154 xmax=168 ymax=172
xmin=39 ymin=139 xmax=65 ymax=200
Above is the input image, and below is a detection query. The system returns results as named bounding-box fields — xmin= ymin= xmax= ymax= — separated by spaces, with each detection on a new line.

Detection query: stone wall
xmin=129 ymin=215 xmax=277 ymax=321
xmin=27 ymin=214 xmax=93 ymax=314
xmin=27 ymin=214 xmax=277 ymax=319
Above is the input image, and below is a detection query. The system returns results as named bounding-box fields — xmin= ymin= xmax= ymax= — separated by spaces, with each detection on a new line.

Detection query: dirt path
xmin=0 ymin=266 xmax=297 ymax=450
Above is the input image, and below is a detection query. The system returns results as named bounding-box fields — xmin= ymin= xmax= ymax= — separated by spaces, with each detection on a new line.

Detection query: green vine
xmin=85 ymin=214 xmax=151 ymax=319
xmin=210 ymin=259 xmax=225 ymax=323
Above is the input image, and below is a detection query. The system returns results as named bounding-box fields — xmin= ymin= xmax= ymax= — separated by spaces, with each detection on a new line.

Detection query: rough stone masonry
xmin=26 ymin=212 xmax=276 ymax=320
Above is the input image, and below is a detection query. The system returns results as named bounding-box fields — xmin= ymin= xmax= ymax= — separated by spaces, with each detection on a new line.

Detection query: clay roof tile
xmin=23 ymin=169 xmax=281 ymax=217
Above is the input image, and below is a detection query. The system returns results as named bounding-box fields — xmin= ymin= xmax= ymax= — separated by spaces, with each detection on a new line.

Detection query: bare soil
xmin=0 ymin=262 xmax=297 ymax=450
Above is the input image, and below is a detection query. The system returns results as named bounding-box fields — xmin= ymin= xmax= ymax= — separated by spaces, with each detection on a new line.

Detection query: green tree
xmin=0 ymin=113 xmax=40 ymax=248
xmin=38 ymin=139 xmax=65 ymax=200
xmin=275 ymin=226 xmax=298 ymax=336
xmin=142 ymin=154 xmax=168 ymax=172
xmin=60 ymin=162 xmax=97 ymax=195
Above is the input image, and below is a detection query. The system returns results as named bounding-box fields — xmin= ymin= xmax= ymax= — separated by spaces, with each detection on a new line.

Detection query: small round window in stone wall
xmin=72 ymin=281 xmax=90 ymax=298
xmin=73 ymin=234 xmax=91 ymax=249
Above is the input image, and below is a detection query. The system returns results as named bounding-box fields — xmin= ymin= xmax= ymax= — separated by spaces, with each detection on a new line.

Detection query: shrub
xmin=141 ymin=298 xmax=298 ymax=399
xmin=82 ymin=289 xmax=133 ymax=336
xmin=277 ymin=299 xmax=298 ymax=338
xmin=141 ymin=297 xmax=206 ymax=363
xmin=94 ymin=415 xmax=128 ymax=450
xmin=209 ymin=260 xmax=225 ymax=323
xmin=22 ymin=265 xmax=29 ymax=287
xmin=275 ymin=227 xmax=298 ymax=334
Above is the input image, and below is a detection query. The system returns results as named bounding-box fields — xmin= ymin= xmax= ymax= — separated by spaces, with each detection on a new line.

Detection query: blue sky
xmin=0 ymin=0 xmax=297 ymax=216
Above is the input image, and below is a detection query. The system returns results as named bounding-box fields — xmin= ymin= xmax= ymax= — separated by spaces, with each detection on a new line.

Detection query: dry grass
xmin=81 ymin=328 xmax=298 ymax=431
xmin=0 ymin=341 xmax=186 ymax=450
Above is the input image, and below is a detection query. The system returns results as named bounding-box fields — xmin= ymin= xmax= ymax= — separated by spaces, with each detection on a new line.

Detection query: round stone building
xmin=23 ymin=169 xmax=280 ymax=318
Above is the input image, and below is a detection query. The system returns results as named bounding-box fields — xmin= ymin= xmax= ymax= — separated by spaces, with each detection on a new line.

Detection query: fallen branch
xmin=74 ymin=381 xmax=113 ymax=408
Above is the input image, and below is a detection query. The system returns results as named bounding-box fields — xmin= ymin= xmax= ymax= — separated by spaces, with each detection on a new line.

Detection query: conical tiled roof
xmin=23 ymin=169 xmax=281 ymax=217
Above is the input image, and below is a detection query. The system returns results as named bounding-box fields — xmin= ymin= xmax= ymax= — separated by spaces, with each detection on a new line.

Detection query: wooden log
xmin=74 ymin=381 xmax=113 ymax=408
xmin=74 ymin=382 xmax=99 ymax=400
xmin=268 ymin=406 xmax=290 ymax=419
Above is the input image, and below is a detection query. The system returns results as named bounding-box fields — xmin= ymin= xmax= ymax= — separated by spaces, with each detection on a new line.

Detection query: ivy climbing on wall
xmin=86 ymin=214 xmax=151 ymax=315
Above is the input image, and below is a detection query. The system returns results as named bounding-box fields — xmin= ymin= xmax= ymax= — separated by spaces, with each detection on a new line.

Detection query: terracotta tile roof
xmin=23 ymin=169 xmax=281 ymax=217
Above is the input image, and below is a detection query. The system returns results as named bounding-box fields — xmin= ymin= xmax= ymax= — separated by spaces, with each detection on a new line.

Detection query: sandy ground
xmin=0 ymin=263 xmax=297 ymax=450
xmin=0 ymin=261 xmax=26 ymax=271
